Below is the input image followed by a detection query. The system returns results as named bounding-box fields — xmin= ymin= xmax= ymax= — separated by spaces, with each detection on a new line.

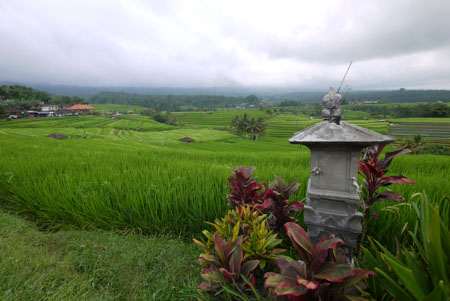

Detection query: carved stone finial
xmin=322 ymin=87 xmax=342 ymax=124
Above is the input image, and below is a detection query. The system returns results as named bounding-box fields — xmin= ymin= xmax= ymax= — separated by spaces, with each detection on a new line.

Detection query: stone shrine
xmin=289 ymin=88 xmax=394 ymax=256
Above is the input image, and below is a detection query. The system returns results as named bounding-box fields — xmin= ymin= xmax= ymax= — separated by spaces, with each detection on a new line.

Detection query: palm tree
xmin=230 ymin=114 xmax=266 ymax=141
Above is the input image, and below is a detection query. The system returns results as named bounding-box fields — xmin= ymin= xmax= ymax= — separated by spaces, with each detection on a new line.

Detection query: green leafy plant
xmin=358 ymin=144 xmax=414 ymax=246
xmin=265 ymin=222 xmax=375 ymax=300
xmin=230 ymin=113 xmax=267 ymax=141
xmin=194 ymin=205 xmax=285 ymax=269
xmin=361 ymin=193 xmax=450 ymax=300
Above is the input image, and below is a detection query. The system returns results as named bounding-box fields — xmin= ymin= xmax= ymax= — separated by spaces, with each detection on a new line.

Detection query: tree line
xmin=0 ymin=85 xmax=87 ymax=110
xmin=346 ymin=103 xmax=450 ymax=118
xmin=270 ymin=89 xmax=450 ymax=103
xmin=89 ymin=92 xmax=260 ymax=111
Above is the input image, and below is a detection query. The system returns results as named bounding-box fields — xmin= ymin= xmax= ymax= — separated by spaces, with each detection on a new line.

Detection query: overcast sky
xmin=1 ymin=0 xmax=450 ymax=90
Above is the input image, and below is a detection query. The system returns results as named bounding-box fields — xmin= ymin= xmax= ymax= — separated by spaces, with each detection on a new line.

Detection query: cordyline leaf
xmin=374 ymin=144 xmax=386 ymax=159
xmin=339 ymin=269 xmax=376 ymax=287
xmin=296 ymin=275 xmax=319 ymax=290
xmin=241 ymin=260 xmax=260 ymax=278
xmin=358 ymin=161 xmax=372 ymax=179
xmin=197 ymin=282 xmax=212 ymax=291
xmin=201 ymin=270 xmax=224 ymax=283
xmin=314 ymin=262 xmax=354 ymax=282
xmin=289 ymin=201 xmax=304 ymax=211
xmin=199 ymin=253 xmax=217 ymax=263
xmin=382 ymin=176 xmax=415 ymax=185
xmin=277 ymin=257 xmax=299 ymax=277
xmin=315 ymin=237 xmax=345 ymax=258
xmin=381 ymin=145 xmax=411 ymax=170
xmin=264 ymin=272 xmax=285 ymax=288
xmin=274 ymin=279 xmax=309 ymax=296
xmin=219 ymin=268 xmax=234 ymax=281
xmin=229 ymin=243 xmax=243 ymax=276
xmin=214 ymin=233 xmax=226 ymax=264
xmin=333 ymin=246 xmax=347 ymax=264
xmin=377 ymin=191 xmax=405 ymax=201
xmin=261 ymin=198 xmax=273 ymax=210
xmin=285 ymin=222 xmax=313 ymax=263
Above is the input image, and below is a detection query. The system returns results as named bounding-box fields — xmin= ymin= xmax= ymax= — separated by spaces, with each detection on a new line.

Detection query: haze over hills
xmin=2 ymin=81 xmax=450 ymax=104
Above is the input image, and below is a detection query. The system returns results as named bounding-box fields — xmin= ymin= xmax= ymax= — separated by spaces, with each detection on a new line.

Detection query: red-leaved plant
xmin=227 ymin=166 xmax=304 ymax=231
xmin=227 ymin=166 xmax=271 ymax=207
xmin=265 ymin=222 xmax=375 ymax=300
xmin=198 ymin=233 xmax=260 ymax=295
xmin=261 ymin=176 xmax=305 ymax=232
xmin=358 ymin=144 xmax=414 ymax=246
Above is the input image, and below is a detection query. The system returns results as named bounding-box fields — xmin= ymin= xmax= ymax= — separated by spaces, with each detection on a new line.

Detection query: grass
xmin=173 ymin=110 xmax=268 ymax=129
xmin=92 ymin=104 xmax=148 ymax=113
xmin=1 ymin=111 xmax=450 ymax=298
xmin=0 ymin=210 xmax=200 ymax=300
xmin=1 ymin=114 xmax=449 ymax=245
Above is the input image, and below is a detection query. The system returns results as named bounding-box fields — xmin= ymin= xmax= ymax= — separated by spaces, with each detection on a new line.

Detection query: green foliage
xmin=0 ymin=115 xmax=449 ymax=242
xmin=422 ymin=144 xmax=450 ymax=155
xmin=195 ymin=205 xmax=285 ymax=270
xmin=265 ymin=222 xmax=374 ymax=300
xmin=3 ymin=98 xmax=38 ymax=110
xmin=0 ymin=85 xmax=51 ymax=102
xmin=231 ymin=114 xmax=267 ymax=140
xmin=362 ymin=193 xmax=450 ymax=300
xmin=399 ymin=134 xmax=450 ymax=155
xmin=91 ymin=104 xmax=147 ymax=113
xmin=151 ymin=111 xmax=177 ymax=125
xmin=52 ymin=95 xmax=87 ymax=105
xmin=89 ymin=91 xmax=257 ymax=111
xmin=0 ymin=84 xmax=88 ymax=108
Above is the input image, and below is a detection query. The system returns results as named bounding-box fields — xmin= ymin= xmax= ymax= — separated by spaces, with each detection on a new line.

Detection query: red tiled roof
xmin=68 ymin=104 xmax=95 ymax=110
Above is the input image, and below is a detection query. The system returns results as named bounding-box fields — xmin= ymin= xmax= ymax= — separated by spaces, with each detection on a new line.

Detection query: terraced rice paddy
xmin=389 ymin=118 xmax=450 ymax=146
xmin=92 ymin=104 xmax=147 ymax=113
xmin=0 ymin=113 xmax=449 ymax=248
xmin=172 ymin=110 xmax=267 ymax=129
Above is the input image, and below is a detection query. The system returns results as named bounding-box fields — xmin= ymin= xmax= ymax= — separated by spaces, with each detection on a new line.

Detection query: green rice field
xmin=388 ymin=118 xmax=450 ymax=146
xmin=92 ymin=104 xmax=147 ymax=113
xmin=0 ymin=113 xmax=449 ymax=247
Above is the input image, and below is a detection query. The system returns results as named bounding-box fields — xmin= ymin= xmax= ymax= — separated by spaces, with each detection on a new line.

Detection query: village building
xmin=5 ymin=108 xmax=22 ymax=116
xmin=54 ymin=109 xmax=78 ymax=117
xmin=68 ymin=104 xmax=95 ymax=114
xmin=41 ymin=104 xmax=60 ymax=111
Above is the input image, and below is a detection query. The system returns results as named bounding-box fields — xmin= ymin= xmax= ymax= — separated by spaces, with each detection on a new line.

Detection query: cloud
xmin=1 ymin=0 xmax=450 ymax=89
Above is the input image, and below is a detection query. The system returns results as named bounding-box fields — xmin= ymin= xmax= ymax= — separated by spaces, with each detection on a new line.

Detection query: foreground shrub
xmin=197 ymin=233 xmax=260 ymax=295
xmin=362 ymin=193 xmax=450 ymax=300
xmin=227 ymin=166 xmax=304 ymax=231
xmin=194 ymin=205 xmax=285 ymax=270
xmin=265 ymin=222 xmax=375 ymax=300
xmin=358 ymin=144 xmax=414 ymax=246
